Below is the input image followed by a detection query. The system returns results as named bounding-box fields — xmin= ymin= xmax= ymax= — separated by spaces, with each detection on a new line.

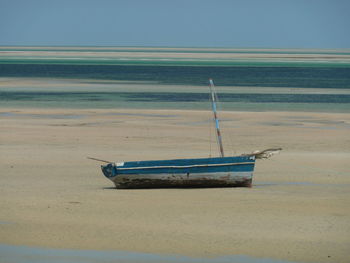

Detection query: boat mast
xmin=209 ymin=79 xmax=225 ymax=157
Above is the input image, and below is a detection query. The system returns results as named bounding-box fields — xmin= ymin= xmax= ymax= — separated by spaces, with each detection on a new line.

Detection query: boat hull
xmin=101 ymin=156 xmax=255 ymax=189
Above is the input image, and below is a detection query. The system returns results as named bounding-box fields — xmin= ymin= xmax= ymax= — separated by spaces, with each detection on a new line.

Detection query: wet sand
xmin=0 ymin=108 xmax=349 ymax=263
xmin=2 ymin=46 xmax=350 ymax=66
xmin=2 ymin=77 xmax=350 ymax=95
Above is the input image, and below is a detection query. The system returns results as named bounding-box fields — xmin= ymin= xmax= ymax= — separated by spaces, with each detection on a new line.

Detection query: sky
xmin=0 ymin=0 xmax=349 ymax=48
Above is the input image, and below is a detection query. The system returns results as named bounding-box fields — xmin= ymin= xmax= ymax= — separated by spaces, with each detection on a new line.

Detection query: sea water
xmin=0 ymin=47 xmax=349 ymax=112
xmin=0 ymin=89 xmax=350 ymax=112
xmin=0 ymin=244 xmax=303 ymax=263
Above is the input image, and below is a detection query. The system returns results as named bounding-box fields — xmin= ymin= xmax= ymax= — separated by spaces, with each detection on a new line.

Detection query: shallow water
xmin=254 ymin=181 xmax=349 ymax=187
xmin=1 ymin=64 xmax=350 ymax=88
xmin=0 ymin=91 xmax=349 ymax=112
xmin=0 ymin=244 xmax=303 ymax=263
xmin=0 ymin=221 xmax=13 ymax=225
xmin=0 ymin=112 xmax=85 ymax=119
xmin=1 ymin=47 xmax=350 ymax=112
xmin=105 ymin=112 xmax=178 ymax=118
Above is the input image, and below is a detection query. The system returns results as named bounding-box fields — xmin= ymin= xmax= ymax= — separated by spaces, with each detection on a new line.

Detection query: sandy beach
xmin=0 ymin=107 xmax=349 ymax=263
xmin=2 ymin=46 xmax=350 ymax=67
xmin=2 ymin=0 xmax=350 ymax=260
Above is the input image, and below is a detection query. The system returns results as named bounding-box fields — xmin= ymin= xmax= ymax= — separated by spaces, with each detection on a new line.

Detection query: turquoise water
xmin=1 ymin=64 xmax=350 ymax=88
xmin=1 ymin=47 xmax=349 ymax=112
xmin=1 ymin=90 xmax=349 ymax=112
xmin=0 ymin=244 xmax=303 ymax=263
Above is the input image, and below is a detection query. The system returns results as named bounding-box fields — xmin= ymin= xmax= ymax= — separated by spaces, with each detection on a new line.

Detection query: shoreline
xmin=1 ymin=46 xmax=350 ymax=67
xmin=1 ymin=77 xmax=350 ymax=113
xmin=0 ymin=244 xmax=309 ymax=263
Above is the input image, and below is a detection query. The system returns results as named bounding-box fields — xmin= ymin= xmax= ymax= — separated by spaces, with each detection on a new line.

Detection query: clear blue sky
xmin=0 ymin=0 xmax=349 ymax=48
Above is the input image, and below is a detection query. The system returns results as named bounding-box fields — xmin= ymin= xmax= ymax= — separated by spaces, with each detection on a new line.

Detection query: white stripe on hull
xmin=115 ymin=161 xmax=254 ymax=170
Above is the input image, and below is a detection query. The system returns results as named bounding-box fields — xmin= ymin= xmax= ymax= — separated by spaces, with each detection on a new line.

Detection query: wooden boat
xmin=101 ymin=155 xmax=255 ymax=189
xmin=98 ymin=79 xmax=280 ymax=189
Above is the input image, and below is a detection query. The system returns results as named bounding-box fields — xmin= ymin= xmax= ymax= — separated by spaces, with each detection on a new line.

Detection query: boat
xmin=97 ymin=79 xmax=281 ymax=189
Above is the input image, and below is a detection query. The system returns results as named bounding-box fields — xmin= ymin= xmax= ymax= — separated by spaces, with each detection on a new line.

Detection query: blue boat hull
xmin=101 ymin=155 xmax=255 ymax=189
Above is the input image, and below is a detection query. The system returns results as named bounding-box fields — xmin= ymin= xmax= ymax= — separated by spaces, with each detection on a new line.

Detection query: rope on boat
xmin=242 ymin=148 xmax=282 ymax=159
xmin=87 ymin=157 xmax=112 ymax=163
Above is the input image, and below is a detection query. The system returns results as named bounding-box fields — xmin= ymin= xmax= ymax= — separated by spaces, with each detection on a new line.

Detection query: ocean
xmin=0 ymin=47 xmax=349 ymax=112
